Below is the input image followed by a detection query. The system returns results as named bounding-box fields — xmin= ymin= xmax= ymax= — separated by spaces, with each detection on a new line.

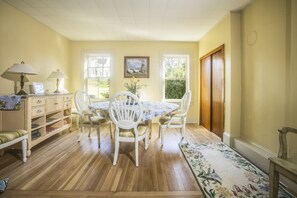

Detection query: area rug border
xmin=179 ymin=142 xmax=294 ymax=198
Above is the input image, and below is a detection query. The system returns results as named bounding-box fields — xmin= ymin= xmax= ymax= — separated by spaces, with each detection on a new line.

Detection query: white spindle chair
xmin=74 ymin=90 xmax=112 ymax=148
xmin=158 ymin=90 xmax=192 ymax=146
xmin=109 ymin=91 xmax=149 ymax=167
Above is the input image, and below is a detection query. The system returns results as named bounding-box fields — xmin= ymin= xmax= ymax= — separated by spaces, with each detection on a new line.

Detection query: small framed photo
xmin=30 ymin=82 xmax=44 ymax=95
xmin=124 ymin=56 xmax=149 ymax=78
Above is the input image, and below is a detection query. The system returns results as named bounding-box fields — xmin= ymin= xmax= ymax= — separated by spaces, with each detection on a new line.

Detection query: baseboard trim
xmin=186 ymin=117 xmax=198 ymax=123
xmin=223 ymin=132 xmax=231 ymax=146
xmin=232 ymin=138 xmax=275 ymax=172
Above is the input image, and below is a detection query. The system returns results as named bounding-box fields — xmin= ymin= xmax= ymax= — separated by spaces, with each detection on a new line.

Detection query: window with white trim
xmin=84 ymin=53 xmax=111 ymax=100
xmin=162 ymin=54 xmax=189 ymax=101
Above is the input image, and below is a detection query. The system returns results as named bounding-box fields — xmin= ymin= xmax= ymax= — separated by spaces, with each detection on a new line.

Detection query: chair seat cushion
xmin=159 ymin=116 xmax=183 ymax=125
xmin=0 ymin=129 xmax=28 ymax=144
xmin=81 ymin=116 xmax=108 ymax=125
xmin=119 ymin=125 xmax=148 ymax=138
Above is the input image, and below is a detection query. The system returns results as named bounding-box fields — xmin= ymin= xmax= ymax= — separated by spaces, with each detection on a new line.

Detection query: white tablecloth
xmin=89 ymin=101 xmax=179 ymax=121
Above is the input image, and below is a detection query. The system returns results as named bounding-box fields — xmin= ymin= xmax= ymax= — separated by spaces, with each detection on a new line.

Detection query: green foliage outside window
xmin=164 ymin=56 xmax=187 ymax=99
xmin=165 ymin=79 xmax=186 ymax=99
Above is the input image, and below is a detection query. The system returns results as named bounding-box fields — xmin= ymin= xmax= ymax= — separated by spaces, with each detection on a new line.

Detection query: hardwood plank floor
xmin=0 ymin=124 xmax=220 ymax=197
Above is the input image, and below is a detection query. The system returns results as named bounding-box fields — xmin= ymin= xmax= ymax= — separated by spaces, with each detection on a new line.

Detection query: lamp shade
xmin=5 ymin=61 xmax=37 ymax=95
xmin=7 ymin=61 xmax=37 ymax=75
xmin=48 ymin=69 xmax=68 ymax=79
xmin=1 ymin=68 xmax=29 ymax=82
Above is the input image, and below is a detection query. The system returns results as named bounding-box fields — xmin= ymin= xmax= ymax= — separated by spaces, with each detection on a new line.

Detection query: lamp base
xmin=16 ymin=89 xmax=27 ymax=95
xmin=54 ymin=90 xmax=61 ymax=94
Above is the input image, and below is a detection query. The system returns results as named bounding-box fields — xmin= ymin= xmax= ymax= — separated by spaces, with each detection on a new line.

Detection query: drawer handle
xmin=36 ymin=110 xmax=42 ymax=113
xmin=37 ymin=100 xmax=42 ymax=103
xmin=54 ymin=102 xmax=58 ymax=105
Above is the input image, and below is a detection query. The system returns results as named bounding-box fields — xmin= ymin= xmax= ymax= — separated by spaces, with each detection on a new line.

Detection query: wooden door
xmin=200 ymin=56 xmax=211 ymax=131
xmin=211 ymin=49 xmax=224 ymax=138
xmin=200 ymin=45 xmax=225 ymax=139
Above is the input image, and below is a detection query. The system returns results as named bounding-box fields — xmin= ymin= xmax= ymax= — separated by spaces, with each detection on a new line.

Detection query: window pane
xmin=99 ymin=78 xmax=110 ymax=99
xmin=163 ymin=54 xmax=189 ymax=100
xmin=85 ymin=54 xmax=111 ymax=99
xmin=87 ymin=78 xmax=99 ymax=98
xmin=164 ymin=57 xmax=186 ymax=78
xmin=87 ymin=78 xmax=110 ymax=99
xmin=165 ymin=79 xmax=186 ymax=99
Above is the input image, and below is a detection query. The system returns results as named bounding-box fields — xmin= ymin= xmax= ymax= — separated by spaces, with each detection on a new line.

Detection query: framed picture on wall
xmin=124 ymin=56 xmax=149 ymax=78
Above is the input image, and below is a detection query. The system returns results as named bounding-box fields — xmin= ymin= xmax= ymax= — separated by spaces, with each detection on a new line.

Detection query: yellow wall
xmin=70 ymin=41 xmax=199 ymax=122
xmin=289 ymin=0 xmax=297 ymax=157
xmin=241 ymin=0 xmax=297 ymax=156
xmin=0 ymin=0 xmax=70 ymax=94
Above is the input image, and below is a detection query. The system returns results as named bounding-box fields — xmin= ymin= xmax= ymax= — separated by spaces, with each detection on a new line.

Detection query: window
xmin=162 ymin=54 xmax=189 ymax=101
xmin=84 ymin=53 xmax=112 ymax=100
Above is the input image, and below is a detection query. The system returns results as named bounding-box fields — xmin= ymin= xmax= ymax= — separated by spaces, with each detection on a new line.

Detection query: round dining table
xmin=89 ymin=101 xmax=179 ymax=138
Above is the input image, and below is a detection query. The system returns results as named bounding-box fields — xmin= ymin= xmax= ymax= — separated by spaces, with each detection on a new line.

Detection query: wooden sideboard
xmin=0 ymin=94 xmax=72 ymax=156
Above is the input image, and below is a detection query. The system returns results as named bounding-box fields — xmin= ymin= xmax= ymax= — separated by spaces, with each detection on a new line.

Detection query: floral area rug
xmin=179 ymin=142 xmax=294 ymax=198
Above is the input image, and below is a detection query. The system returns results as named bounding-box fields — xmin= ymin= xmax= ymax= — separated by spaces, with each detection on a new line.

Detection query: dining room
xmin=1 ymin=0 xmax=297 ymax=197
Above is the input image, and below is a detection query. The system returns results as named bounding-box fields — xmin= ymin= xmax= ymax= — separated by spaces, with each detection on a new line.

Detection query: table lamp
xmin=47 ymin=69 xmax=67 ymax=93
xmin=1 ymin=68 xmax=29 ymax=94
xmin=6 ymin=61 xmax=37 ymax=95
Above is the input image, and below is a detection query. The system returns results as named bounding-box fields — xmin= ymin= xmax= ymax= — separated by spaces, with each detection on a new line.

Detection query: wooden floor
xmin=0 ymin=124 xmax=220 ymax=198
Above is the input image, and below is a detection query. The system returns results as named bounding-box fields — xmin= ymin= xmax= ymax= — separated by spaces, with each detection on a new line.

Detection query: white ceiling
xmin=5 ymin=0 xmax=251 ymax=41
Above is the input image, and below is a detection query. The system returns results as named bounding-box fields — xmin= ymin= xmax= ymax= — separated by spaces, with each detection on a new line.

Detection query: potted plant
xmin=124 ymin=76 xmax=146 ymax=98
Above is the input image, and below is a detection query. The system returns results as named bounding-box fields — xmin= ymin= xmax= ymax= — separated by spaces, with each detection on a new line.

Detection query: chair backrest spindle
xmin=109 ymin=91 xmax=143 ymax=130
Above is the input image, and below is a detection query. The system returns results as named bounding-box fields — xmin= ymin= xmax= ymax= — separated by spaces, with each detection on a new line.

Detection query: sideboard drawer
xmin=46 ymin=97 xmax=63 ymax=113
xmin=64 ymin=95 xmax=72 ymax=101
xmin=31 ymin=106 xmax=45 ymax=117
xmin=64 ymin=101 xmax=71 ymax=109
xmin=32 ymin=98 xmax=45 ymax=106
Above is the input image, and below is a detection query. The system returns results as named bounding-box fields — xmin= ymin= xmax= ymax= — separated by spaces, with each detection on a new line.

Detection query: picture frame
xmin=124 ymin=56 xmax=149 ymax=78
xmin=30 ymin=82 xmax=44 ymax=95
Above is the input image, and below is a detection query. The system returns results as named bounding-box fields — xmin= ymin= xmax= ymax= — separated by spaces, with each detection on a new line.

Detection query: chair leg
xmin=113 ymin=130 xmax=119 ymax=166
xmin=158 ymin=125 xmax=161 ymax=138
xmin=21 ymin=138 xmax=27 ymax=162
xmin=96 ymin=126 xmax=101 ymax=148
xmin=135 ymin=139 xmax=139 ymax=167
xmin=160 ymin=127 xmax=164 ymax=147
xmin=180 ymin=128 xmax=184 ymax=143
xmin=78 ymin=126 xmax=83 ymax=142
xmin=88 ymin=126 xmax=91 ymax=137
xmin=145 ymin=131 xmax=149 ymax=150
xmin=109 ymin=122 xmax=113 ymax=139
xmin=75 ymin=114 xmax=79 ymax=129
xmin=269 ymin=161 xmax=279 ymax=198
